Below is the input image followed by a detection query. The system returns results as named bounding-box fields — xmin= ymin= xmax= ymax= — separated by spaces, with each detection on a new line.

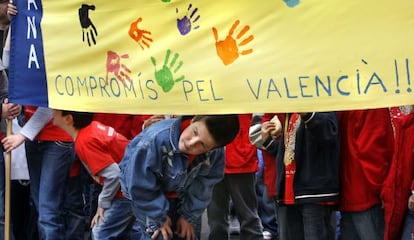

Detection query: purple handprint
xmin=176 ymin=4 xmax=200 ymax=36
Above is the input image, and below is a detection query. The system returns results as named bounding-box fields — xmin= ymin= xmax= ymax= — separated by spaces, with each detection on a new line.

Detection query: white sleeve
xmin=20 ymin=107 xmax=53 ymax=141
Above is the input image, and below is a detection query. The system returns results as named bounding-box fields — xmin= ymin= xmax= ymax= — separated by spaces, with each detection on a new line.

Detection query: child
xmin=52 ymin=110 xmax=140 ymax=240
xmin=119 ymin=115 xmax=240 ymax=240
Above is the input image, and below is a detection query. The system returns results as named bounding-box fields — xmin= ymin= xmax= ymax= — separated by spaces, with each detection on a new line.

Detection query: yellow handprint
xmin=212 ymin=20 xmax=254 ymax=66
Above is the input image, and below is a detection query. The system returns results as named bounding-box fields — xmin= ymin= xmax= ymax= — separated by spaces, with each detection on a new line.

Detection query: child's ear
xmin=65 ymin=114 xmax=74 ymax=124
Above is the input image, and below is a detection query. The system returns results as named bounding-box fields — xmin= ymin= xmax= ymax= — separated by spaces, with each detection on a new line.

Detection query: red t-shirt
xmin=75 ymin=121 xmax=129 ymax=174
xmin=75 ymin=121 xmax=130 ymax=197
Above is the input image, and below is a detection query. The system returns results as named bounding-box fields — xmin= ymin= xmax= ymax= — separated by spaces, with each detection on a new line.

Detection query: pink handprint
xmin=212 ymin=20 xmax=254 ymax=66
xmin=128 ymin=17 xmax=153 ymax=50
xmin=106 ymin=51 xmax=132 ymax=86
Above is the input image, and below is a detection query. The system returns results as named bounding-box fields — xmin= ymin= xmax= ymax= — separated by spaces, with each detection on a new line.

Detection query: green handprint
xmin=151 ymin=49 xmax=185 ymax=92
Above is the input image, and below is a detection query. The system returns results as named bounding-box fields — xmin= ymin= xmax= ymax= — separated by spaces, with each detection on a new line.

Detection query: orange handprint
xmin=212 ymin=20 xmax=254 ymax=66
xmin=129 ymin=17 xmax=153 ymax=50
xmin=106 ymin=51 xmax=132 ymax=86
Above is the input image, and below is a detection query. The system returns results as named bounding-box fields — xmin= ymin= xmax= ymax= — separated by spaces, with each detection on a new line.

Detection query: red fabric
xmin=69 ymin=159 xmax=81 ymax=177
xmin=24 ymin=106 xmax=72 ymax=142
xmin=337 ymin=109 xmax=394 ymax=211
xmin=261 ymin=113 xmax=284 ymax=198
xmin=130 ymin=115 xmax=153 ymax=138
xmin=225 ymin=114 xmax=258 ymax=174
xmin=94 ymin=113 xmax=149 ymax=140
xmin=283 ymin=113 xmax=300 ymax=204
xmin=75 ymin=121 xmax=130 ymax=175
xmin=382 ymin=108 xmax=414 ymax=240
xmin=262 ymin=150 xmax=277 ymax=198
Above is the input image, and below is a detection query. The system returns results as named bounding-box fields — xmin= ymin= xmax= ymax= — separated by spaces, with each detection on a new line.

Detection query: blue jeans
xmin=340 ymin=204 xmax=384 ymax=240
xmin=0 ymin=153 xmax=15 ymax=240
xmin=63 ymin=174 xmax=86 ymax=240
xmin=92 ymin=198 xmax=141 ymax=240
xmin=139 ymin=198 xmax=202 ymax=240
xmin=284 ymin=203 xmax=335 ymax=240
xmin=401 ymin=210 xmax=414 ymax=240
xmin=26 ymin=140 xmax=74 ymax=240
xmin=256 ymin=175 xmax=278 ymax=237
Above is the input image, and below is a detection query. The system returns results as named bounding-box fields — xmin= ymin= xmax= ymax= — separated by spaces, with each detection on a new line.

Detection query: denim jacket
xmin=119 ymin=117 xmax=225 ymax=230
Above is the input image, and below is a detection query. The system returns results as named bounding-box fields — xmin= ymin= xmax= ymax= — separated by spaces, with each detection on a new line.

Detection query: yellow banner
xmin=41 ymin=0 xmax=414 ymax=114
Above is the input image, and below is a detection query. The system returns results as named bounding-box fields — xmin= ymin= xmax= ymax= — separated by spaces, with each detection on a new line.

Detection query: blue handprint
xmin=284 ymin=0 xmax=300 ymax=8
xmin=151 ymin=50 xmax=185 ymax=93
xmin=176 ymin=4 xmax=200 ymax=36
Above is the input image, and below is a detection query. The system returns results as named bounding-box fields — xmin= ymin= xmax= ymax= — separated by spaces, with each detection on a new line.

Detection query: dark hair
xmin=61 ymin=111 xmax=94 ymax=129
xmin=192 ymin=114 xmax=239 ymax=147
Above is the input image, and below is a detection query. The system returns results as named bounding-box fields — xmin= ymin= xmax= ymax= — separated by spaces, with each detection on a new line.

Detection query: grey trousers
xmin=207 ymin=173 xmax=264 ymax=240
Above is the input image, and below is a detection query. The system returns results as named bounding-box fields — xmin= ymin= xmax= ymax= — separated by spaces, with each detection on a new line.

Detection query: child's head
xmin=53 ymin=110 xmax=94 ymax=129
xmin=179 ymin=115 xmax=239 ymax=155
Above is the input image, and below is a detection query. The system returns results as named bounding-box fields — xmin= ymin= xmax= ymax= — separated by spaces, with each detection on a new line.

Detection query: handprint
xmin=212 ymin=20 xmax=254 ymax=66
xmin=128 ymin=17 xmax=153 ymax=50
xmin=151 ymin=50 xmax=185 ymax=93
xmin=176 ymin=4 xmax=200 ymax=36
xmin=78 ymin=4 xmax=98 ymax=46
xmin=106 ymin=51 xmax=132 ymax=86
xmin=283 ymin=0 xmax=300 ymax=8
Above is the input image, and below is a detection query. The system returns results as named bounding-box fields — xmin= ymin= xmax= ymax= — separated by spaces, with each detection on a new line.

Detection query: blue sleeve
xmin=178 ymin=148 xmax=225 ymax=224
xmin=119 ymin=132 xmax=169 ymax=229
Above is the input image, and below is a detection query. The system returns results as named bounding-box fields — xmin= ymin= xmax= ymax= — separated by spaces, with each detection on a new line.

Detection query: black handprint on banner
xmin=79 ymin=4 xmax=98 ymax=46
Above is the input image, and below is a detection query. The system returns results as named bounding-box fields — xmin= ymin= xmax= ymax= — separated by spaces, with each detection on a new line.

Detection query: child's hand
xmin=1 ymin=133 xmax=26 ymax=153
xmin=90 ymin=207 xmax=106 ymax=228
xmin=408 ymin=194 xmax=414 ymax=211
xmin=151 ymin=216 xmax=173 ymax=240
xmin=176 ymin=216 xmax=195 ymax=240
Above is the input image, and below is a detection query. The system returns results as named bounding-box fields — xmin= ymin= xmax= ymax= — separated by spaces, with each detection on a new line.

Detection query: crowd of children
xmin=0 ymin=1 xmax=413 ymax=240
xmin=0 ymin=108 xmax=411 ymax=240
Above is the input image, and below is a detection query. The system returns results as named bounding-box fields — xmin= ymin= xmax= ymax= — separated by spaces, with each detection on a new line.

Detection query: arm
xmin=97 ymin=163 xmax=120 ymax=209
xmin=119 ymin=133 xmax=169 ymax=230
xmin=90 ymin=163 xmax=120 ymax=228
xmin=178 ymin=148 xmax=225 ymax=225
xmin=249 ymin=113 xmax=280 ymax=156
xmin=2 ymin=107 xmax=52 ymax=152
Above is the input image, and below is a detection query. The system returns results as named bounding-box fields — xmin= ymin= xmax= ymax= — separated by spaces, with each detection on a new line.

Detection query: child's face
xmin=52 ymin=110 xmax=64 ymax=127
xmin=179 ymin=120 xmax=217 ymax=155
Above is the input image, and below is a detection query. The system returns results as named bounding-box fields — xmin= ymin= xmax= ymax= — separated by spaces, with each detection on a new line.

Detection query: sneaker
xmin=229 ymin=217 xmax=240 ymax=235
xmin=263 ymin=230 xmax=272 ymax=240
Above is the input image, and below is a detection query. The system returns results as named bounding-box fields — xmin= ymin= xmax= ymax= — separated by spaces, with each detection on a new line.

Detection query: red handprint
xmin=106 ymin=51 xmax=132 ymax=86
xmin=128 ymin=17 xmax=153 ymax=50
xmin=212 ymin=20 xmax=254 ymax=66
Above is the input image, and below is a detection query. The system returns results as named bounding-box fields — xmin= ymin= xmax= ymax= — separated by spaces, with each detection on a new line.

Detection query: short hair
xmin=61 ymin=110 xmax=94 ymax=129
xmin=192 ymin=114 xmax=239 ymax=147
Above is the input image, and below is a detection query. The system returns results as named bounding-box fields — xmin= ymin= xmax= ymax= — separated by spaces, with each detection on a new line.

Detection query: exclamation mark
xmin=394 ymin=59 xmax=400 ymax=94
xmin=406 ymin=58 xmax=412 ymax=93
